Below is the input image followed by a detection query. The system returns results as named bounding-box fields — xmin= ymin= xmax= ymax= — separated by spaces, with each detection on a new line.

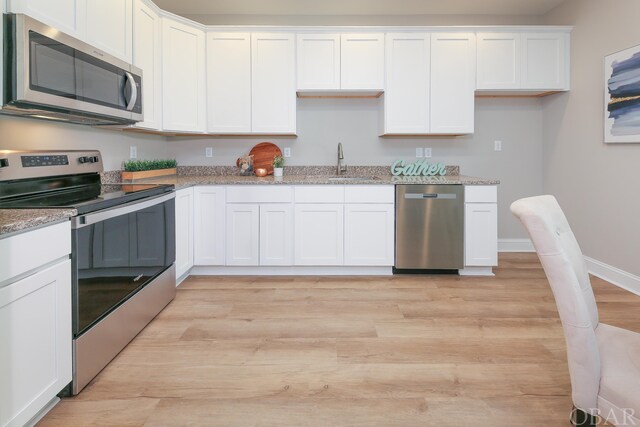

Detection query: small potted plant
xmin=273 ymin=155 xmax=285 ymax=177
xmin=122 ymin=159 xmax=178 ymax=181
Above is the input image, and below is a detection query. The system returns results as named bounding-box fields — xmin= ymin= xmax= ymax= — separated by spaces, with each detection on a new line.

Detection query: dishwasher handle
xmin=404 ymin=193 xmax=458 ymax=200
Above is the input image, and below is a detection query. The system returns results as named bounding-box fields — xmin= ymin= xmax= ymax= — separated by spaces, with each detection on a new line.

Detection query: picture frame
xmin=604 ymin=44 xmax=640 ymax=143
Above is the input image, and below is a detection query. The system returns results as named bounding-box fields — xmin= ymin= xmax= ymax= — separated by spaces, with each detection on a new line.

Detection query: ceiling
xmin=153 ymin=0 xmax=568 ymax=17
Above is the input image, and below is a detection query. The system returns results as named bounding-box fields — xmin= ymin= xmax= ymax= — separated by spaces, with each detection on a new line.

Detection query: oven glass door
xmin=72 ymin=198 xmax=175 ymax=336
xmin=28 ymin=31 xmax=142 ymax=114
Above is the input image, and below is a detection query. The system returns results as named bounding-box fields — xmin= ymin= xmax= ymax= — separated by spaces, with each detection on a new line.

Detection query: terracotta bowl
xmin=255 ymin=168 xmax=268 ymax=177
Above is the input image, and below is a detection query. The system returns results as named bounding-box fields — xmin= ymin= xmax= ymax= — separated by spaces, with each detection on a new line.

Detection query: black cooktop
xmin=0 ymin=173 xmax=174 ymax=215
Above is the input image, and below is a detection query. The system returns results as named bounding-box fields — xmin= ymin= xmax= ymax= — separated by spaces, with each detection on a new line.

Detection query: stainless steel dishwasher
xmin=394 ymin=184 xmax=464 ymax=272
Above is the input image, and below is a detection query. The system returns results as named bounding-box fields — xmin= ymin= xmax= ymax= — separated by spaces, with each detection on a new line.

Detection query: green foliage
xmin=123 ymin=159 xmax=178 ymax=172
xmin=273 ymin=155 xmax=285 ymax=168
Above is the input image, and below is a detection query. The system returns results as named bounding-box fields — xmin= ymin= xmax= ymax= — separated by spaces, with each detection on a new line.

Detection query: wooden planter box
xmin=121 ymin=168 xmax=177 ymax=181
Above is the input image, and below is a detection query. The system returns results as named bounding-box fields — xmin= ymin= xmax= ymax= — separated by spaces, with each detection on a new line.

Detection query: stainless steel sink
xmin=327 ymin=176 xmax=380 ymax=181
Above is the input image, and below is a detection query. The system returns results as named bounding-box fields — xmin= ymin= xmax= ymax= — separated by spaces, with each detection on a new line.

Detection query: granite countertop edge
xmin=0 ymin=209 xmax=77 ymax=238
xmin=138 ymin=174 xmax=500 ymax=190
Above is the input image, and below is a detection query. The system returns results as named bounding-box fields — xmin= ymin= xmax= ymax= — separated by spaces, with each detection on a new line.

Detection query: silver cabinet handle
xmin=124 ymin=72 xmax=138 ymax=111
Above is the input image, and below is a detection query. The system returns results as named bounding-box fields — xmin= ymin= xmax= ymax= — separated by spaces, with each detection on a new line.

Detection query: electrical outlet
xmin=129 ymin=146 xmax=137 ymax=159
xmin=494 ymin=140 xmax=502 ymax=152
xmin=284 ymin=147 xmax=291 ymax=158
xmin=415 ymin=147 xmax=424 ymax=158
xmin=205 ymin=147 xmax=213 ymax=158
xmin=424 ymin=148 xmax=432 ymax=158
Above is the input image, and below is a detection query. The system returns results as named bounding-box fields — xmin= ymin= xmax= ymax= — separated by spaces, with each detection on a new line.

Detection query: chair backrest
xmin=511 ymin=195 xmax=600 ymax=412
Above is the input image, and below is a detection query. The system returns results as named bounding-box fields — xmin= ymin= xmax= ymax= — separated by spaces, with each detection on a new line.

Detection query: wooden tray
xmin=249 ymin=142 xmax=282 ymax=175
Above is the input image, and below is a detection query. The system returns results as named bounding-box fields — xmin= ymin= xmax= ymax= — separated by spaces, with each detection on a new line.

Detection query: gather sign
xmin=390 ymin=159 xmax=447 ymax=177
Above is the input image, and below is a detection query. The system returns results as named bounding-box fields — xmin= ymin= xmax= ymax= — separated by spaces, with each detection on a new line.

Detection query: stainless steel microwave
xmin=2 ymin=14 xmax=143 ymax=125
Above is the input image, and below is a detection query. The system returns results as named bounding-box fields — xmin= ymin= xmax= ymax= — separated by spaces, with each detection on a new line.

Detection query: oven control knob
xmin=78 ymin=156 xmax=89 ymax=164
xmin=90 ymin=156 xmax=100 ymax=163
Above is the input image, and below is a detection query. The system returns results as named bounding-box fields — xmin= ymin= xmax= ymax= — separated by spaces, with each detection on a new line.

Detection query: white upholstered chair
xmin=511 ymin=195 xmax=640 ymax=427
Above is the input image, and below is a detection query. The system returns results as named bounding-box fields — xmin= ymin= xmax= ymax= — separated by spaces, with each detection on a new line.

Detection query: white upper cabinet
xmin=82 ymin=0 xmax=132 ymax=62
xmin=206 ymin=32 xmax=252 ymax=133
xmin=477 ymin=31 xmax=569 ymax=92
xmin=251 ymin=33 xmax=296 ymax=134
xmin=521 ymin=32 xmax=568 ymax=90
xmin=162 ymin=17 xmax=206 ymax=133
xmin=430 ymin=32 xmax=476 ymax=135
xmin=132 ymin=0 xmax=161 ymax=130
xmin=476 ymin=32 xmax=520 ymax=90
xmin=8 ymin=0 xmax=82 ymax=36
xmin=296 ymin=33 xmax=341 ymax=90
xmin=340 ymin=33 xmax=385 ymax=90
xmin=383 ymin=33 xmax=430 ymax=134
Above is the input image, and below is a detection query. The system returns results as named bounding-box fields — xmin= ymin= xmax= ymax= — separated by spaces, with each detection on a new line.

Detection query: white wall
xmin=0 ymin=116 xmax=169 ymax=171
xmin=168 ymin=97 xmax=544 ymax=240
xmin=542 ymin=0 xmax=640 ymax=276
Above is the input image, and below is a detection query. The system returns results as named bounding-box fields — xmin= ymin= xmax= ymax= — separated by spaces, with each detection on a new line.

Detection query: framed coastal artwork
xmin=604 ymin=44 xmax=640 ymax=143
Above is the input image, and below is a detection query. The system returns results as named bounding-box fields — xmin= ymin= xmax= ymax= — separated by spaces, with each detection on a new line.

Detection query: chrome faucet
xmin=337 ymin=142 xmax=347 ymax=175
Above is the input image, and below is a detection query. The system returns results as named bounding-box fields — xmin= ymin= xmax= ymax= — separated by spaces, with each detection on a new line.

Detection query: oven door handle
xmin=72 ymin=192 xmax=175 ymax=229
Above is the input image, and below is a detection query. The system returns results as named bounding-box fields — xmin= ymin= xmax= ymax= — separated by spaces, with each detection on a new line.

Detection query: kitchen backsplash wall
xmin=0 ymin=98 xmax=543 ymax=240
xmin=0 ymin=116 xmax=170 ymax=171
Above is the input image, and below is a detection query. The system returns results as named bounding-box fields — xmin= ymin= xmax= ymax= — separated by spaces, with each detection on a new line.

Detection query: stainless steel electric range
xmin=0 ymin=150 xmax=176 ymax=395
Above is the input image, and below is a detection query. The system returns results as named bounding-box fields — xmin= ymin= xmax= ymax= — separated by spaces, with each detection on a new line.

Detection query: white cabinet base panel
xmin=458 ymin=267 xmax=495 ymax=276
xmin=191 ymin=266 xmax=392 ymax=276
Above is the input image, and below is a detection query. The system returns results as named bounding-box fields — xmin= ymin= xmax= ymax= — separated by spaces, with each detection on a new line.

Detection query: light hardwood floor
xmin=39 ymin=253 xmax=640 ymax=426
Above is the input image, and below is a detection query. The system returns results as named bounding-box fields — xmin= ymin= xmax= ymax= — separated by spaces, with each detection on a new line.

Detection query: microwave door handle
xmin=124 ymin=72 xmax=138 ymax=111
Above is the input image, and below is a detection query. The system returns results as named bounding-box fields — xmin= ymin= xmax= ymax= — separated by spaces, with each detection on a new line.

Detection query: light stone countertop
xmin=0 ymin=209 xmax=77 ymax=237
xmin=136 ymin=174 xmax=500 ymax=190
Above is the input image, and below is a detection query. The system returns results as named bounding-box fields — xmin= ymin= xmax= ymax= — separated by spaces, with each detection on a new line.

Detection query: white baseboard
xmin=458 ymin=266 xmax=495 ymax=276
xmin=584 ymin=256 xmax=640 ymax=297
xmin=190 ymin=266 xmax=393 ymax=276
xmin=498 ymin=238 xmax=535 ymax=252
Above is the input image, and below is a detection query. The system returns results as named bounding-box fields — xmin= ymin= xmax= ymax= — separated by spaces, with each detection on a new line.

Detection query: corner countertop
xmin=0 ymin=209 xmax=77 ymax=238
xmin=136 ymin=174 xmax=500 ymax=190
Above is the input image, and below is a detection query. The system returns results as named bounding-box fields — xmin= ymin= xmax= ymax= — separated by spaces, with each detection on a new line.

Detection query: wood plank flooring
xmin=39 ymin=253 xmax=640 ymax=426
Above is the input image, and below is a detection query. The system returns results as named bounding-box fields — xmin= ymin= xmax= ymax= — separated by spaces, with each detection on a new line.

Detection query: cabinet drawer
xmin=294 ymin=186 xmax=344 ymax=203
xmin=226 ymin=186 xmax=293 ymax=203
xmin=0 ymin=221 xmax=71 ymax=284
xmin=465 ymin=185 xmax=497 ymax=203
xmin=345 ymin=185 xmax=394 ymax=203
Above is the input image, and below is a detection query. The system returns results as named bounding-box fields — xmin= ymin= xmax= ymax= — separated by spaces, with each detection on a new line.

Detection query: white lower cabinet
xmin=193 ymin=186 xmax=225 ymax=265
xmin=464 ymin=186 xmax=498 ymax=267
xmin=344 ymin=204 xmax=394 ymax=266
xmin=0 ymin=260 xmax=71 ymax=427
xmin=175 ymin=187 xmax=194 ymax=279
xmin=259 ymin=204 xmax=294 ymax=266
xmin=294 ymin=204 xmax=344 ymax=266
xmin=225 ymin=204 xmax=260 ymax=266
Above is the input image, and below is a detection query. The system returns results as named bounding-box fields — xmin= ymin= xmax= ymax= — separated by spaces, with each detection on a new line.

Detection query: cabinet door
xmin=194 ymin=186 xmax=226 ymax=265
xmin=206 ymin=32 xmax=251 ymax=133
xmin=0 ymin=260 xmax=71 ymax=427
xmin=251 ymin=33 xmax=296 ymax=134
xmin=476 ymin=32 xmax=521 ymax=90
xmin=464 ymin=203 xmax=498 ymax=267
xmin=133 ymin=0 xmax=161 ymax=130
xmin=296 ymin=33 xmax=340 ymax=90
xmin=83 ymin=0 xmax=132 ymax=62
xmin=431 ymin=33 xmax=476 ymax=134
xmin=521 ymin=33 xmax=567 ymax=90
xmin=294 ymin=204 xmax=344 ymax=266
xmin=340 ymin=33 xmax=384 ymax=90
xmin=383 ymin=33 xmax=430 ymax=134
xmin=260 ymin=204 xmax=293 ymax=266
xmin=175 ymin=188 xmax=194 ymax=278
xmin=226 ymin=204 xmax=260 ymax=266
xmin=8 ymin=0 xmax=81 ymax=36
xmin=344 ymin=204 xmax=394 ymax=266
xmin=162 ymin=18 xmax=206 ymax=132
